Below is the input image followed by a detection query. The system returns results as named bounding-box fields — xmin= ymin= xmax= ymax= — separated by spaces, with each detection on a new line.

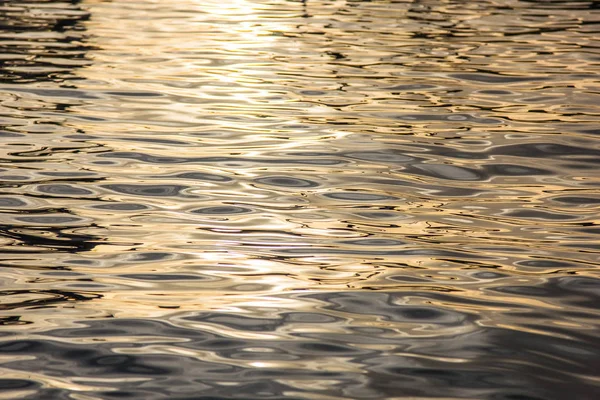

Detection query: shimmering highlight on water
xmin=0 ymin=0 xmax=599 ymax=399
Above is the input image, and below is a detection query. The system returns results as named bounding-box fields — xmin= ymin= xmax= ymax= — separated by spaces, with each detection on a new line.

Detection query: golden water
xmin=0 ymin=1 xmax=599 ymax=399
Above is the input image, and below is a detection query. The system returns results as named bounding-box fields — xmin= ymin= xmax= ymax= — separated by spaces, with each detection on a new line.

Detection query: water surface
xmin=1 ymin=0 xmax=599 ymax=399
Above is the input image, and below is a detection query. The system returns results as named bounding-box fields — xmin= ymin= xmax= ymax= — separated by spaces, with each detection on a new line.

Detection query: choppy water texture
xmin=1 ymin=0 xmax=599 ymax=399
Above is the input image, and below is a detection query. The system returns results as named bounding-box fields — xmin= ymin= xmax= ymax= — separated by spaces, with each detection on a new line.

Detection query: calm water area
xmin=0 ymin=0 xmax=599 ymax=399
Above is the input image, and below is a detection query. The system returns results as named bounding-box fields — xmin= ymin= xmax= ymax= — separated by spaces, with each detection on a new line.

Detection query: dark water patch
xmin=36 ymin=184 xmax=95 ymax=196
xmin=515 ymin=259 xmax=576 ymax=269
xmin=101 ymin=184 xmax=191 ymax=197
xmin=412 ymin=164 xmax=484 ymax=181
xmin=0 ymin=379 xmax=40 ymax=390
xmin=90 ymin=203 xmax=150 ymax=211
xmin=3 ymin=87 xmax=100 ymax=99
xmin=12 ymin=215 xmax=88 ymax=225
xmin=172 ymin=172 xmax=234 ymax=182
xmin=576 ymin=227 xmax=600 ymax=235
xmin=492 ymin=143 xmax=600 ymax=160
xmin=407 ymin=142 xmax=600 ymax=163
xmin=191 ymin=206 xmax=253 ymax=215
xmin=503 ymin=209 xmax=580 ymax=221
xmin=2 ymin=315 xmax=598 ymax=399
xmin=0 ymin=131 xmax=25 ymax=138
xmin=105 ymin=91 xmax=163 ymax=97
xmin=254 ymin=176 xmax=320 ymax=188
xmin=476 ymin=90 xmax=515 ymax=95
xmin=483 ymin=164 xmax=553 ymax=176
xmin=472 ymin=271 xmax=508 ymax=279
xmin=552 ymin=196 xmax=600 ymax=205
xmin=0 ymin=197 xmax=27 ymax=208
xmin=449 ymin=73 xmax=548 ymax=84
xmin=488 ymin=276 xmax=600 ymax=311
xmin=343 ymin=150 xmax=416 ymax=163
xmin=353 ymin=211 xmax=402 ymax=219
xmin=185 ymin=313 xmax=282 ymax=332
xmin=44 ymin=319 xmax=214 ymax=340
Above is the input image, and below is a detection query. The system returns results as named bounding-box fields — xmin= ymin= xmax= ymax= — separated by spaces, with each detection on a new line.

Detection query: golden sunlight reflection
xmin=1 ymin=0 xmax=599 ymax=398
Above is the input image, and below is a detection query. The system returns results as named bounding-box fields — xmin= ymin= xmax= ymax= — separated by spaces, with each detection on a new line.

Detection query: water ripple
xmin=0 ymin=0 xmax=599 ymax=399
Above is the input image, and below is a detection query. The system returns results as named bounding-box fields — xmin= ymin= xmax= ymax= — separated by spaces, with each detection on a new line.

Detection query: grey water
xmin=0 ymin=0 xmax=599 ymax=399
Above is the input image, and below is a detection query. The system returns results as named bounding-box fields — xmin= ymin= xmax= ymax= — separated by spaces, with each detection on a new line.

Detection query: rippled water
xmin=1 ymin=0 xmax=599 ymax=399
